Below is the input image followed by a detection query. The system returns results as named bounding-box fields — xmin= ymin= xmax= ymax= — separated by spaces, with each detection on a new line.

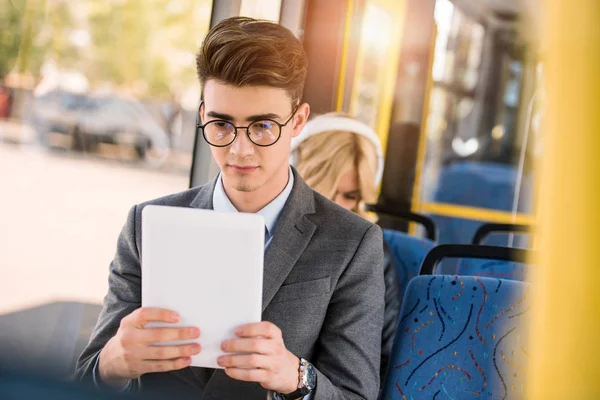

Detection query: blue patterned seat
xmin=381 ymin=275 xmax=531 ymax=399
xmin=383 ymin=229 xmax=436 ymax=304
xmin=429 ymin=162 xmax=533 ymax=264
xmin=455 ymin=224 xmax=533 ymax=281
xmin=456 ymin=259 xmax=528 ymax=281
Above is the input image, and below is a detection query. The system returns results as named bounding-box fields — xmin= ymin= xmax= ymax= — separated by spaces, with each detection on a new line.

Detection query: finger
xmin=223 ymin=367 xmax=268 ymax=383
xmin=217 ymin=354 xmax=269 ymax=369
xmin=122 ymin=308 xmax=180 ymax=329
xmin=137 ymin=326 xmax=200 ymax=344
xmin=235 ymin=322 xmax=280 ymax=339
xmin=221 ymin=338 xmax=272 ymax=354
xmin=142 ymin=357 xmax=193 ymax=373
xmin=145 ymin=343 xmax=201 ymax=360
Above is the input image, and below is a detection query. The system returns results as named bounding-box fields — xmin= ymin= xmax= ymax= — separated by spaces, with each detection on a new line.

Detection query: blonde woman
xmin=290 ymin=113 xmax=399 ymax=383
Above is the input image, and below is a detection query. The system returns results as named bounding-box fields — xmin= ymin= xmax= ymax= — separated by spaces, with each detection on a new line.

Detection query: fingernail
xmin=170 ymin=312 xmax=180 ymax=321
xmin=234 ymin=327 xmax=242 ymax=335
xmin=216 ymin=356 xmax=224 ymax=365
xmin=189 ymin=327 xmax=200 ymax=337
xmin=220 ymin=342 xmax=227 ymax=351
xmin=192 ymin=344 xmax=201 ymax=354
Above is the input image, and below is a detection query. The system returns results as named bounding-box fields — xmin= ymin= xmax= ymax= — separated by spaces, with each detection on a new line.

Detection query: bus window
xmin=1 ymin=0 xmax=213 ymax=315
xmin=412 ymin=0 xmax=539 ymax=248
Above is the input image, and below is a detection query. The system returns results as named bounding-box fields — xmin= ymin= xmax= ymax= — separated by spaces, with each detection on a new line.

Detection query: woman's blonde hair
xmin=295 ymin=112 xmax=379 ymax=217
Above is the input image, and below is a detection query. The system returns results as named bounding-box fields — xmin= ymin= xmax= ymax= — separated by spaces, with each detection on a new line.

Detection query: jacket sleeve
xmin=380 ymin=241 xmax=401 ymax=386
xmin=73 ymin=205 xmax=142 ymax=388
xmin=311 ymin=224 xmax=386 ymax=400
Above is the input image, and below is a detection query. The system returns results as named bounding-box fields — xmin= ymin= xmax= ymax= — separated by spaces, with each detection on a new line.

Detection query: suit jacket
xmin=380 ymin=242 xmax=400 ymax=386
xmin=74 ymin=169 xmax=385 ymax=400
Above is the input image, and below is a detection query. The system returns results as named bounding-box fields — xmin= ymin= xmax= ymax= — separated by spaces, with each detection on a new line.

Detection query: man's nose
xmin=229 ymin=128 xmax=255 ymax=157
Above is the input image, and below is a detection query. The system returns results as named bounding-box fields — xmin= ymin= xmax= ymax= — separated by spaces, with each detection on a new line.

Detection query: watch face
xmin=306 ymin=363 xmax=317 ymax=390
xmin=278 ymin=360 xmax=317 ymax=399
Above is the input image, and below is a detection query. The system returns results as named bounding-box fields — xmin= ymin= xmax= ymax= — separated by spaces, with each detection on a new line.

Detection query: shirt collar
xmin=212 ymin=167 xmax=294 ymax=238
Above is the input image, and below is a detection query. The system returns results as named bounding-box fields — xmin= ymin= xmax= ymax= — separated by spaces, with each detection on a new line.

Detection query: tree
xmin=1 ymin=0 xmax=213 ymax=97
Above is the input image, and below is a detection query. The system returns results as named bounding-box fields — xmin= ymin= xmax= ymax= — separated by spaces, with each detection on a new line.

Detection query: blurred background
xmin=0 ymin=0 xmax=542 ymax=314
xmin=4 ymin=0 xmax=597 ymax=397
xmin=1 ymin=0 xmax=216 ymax=315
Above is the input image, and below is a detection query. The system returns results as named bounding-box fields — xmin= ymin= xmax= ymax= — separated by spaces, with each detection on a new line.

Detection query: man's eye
xmin=255 ymin=121 xmax=273 ymax=130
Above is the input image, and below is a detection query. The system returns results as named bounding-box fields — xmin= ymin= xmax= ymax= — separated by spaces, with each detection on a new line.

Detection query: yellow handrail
xmin=419 ymin=202 xmax=536 ymax=225
xmin=335 ymin=0 xmax=354 ymax=112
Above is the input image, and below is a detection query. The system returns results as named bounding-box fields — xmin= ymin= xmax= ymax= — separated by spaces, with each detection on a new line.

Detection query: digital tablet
xmin=141 ymin=205 xmax=264 ymax=369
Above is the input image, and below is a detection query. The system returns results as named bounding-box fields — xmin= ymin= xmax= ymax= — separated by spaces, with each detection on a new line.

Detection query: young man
xmin=75 ymin=17 xmax=385 ymax=400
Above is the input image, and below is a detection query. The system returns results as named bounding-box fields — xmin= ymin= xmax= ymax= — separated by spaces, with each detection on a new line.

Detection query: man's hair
xmin=196 ymin=17 xmax=307 ymax=105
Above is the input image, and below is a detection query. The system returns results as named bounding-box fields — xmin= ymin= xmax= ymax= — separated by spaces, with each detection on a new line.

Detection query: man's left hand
xmin=217 ymin=322 xmax=300 ymax=394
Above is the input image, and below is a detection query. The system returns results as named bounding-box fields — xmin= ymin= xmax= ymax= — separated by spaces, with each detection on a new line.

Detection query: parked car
xmin=28 ymin=91 xmax=169 ymax=163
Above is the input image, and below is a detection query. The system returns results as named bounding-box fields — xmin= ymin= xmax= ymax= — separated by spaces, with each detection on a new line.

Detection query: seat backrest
xmin=382 ymin=229 xmax=436 ymax=304
xmin=427 ymin=216 xmax=531 ymax=275
xmin=371 ymin=205 xmax=438 ymax=241
xmin=455 ymin=223 xmax=533 ymax=281
xmin=0 ymin=369 xmax=136 ymax=399
xmin=381 ymin=275 xmax=531 ymax=399
xmin=0 ymin=301 xmax=102 ymax=379
xmin=457 ymin=259 xmax=528 ymax=281
xmin=471 ymin=223 xmax=532 ymax=247
xmin=434 ymin=162 xmax=525 ymax=212
xmin=430 ymin=162 xmax=534 ymax=251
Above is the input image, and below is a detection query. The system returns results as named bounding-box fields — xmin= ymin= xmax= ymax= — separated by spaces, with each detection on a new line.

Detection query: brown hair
xmin=196 ymin=17 xmax=307 ymax=104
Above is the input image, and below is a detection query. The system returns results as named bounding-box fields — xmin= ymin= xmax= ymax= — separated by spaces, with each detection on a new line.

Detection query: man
xmin=75 ymin=17 xmax=385 ymax=400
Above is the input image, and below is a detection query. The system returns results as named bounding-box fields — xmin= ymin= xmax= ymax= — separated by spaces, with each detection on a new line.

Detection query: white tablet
xmin=141 ymin=205 xmax=264 ymax=369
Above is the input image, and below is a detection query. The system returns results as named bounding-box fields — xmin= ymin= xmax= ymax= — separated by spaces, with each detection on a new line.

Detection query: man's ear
xmin=198 ymin=102 xmax=205 ymax=124
xmin=292 ymin=103 xmax=310 ymax=138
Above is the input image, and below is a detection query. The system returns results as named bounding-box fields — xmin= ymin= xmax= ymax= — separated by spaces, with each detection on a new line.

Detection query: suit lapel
xmin=261 ymin=169 xmax=316 ymax=311
xmin=190 ymin=176 xmax=218 ymax=210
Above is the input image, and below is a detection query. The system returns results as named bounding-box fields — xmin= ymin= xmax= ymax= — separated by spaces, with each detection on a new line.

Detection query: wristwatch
xmin=273 ymin=358 xmax=317 ymax=400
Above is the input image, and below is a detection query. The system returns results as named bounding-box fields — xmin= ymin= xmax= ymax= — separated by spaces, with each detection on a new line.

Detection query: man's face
xmin=201 ymin=80 xmax=309 ymax=193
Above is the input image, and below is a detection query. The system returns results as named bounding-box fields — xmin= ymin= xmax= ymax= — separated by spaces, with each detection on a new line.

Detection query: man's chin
xmin=226 ymin=175 xmax=259 ymax=193
xmin=233 ymin=182 xmax=257 ymax=193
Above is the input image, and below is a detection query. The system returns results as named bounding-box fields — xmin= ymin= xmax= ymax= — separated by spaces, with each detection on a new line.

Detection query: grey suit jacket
xmin=74 ymin=169 xmax=385 ymax=400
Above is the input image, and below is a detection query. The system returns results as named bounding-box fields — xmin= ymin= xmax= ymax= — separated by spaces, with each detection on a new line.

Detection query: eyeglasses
xmin=196 ymin=102 xmax=298 ymax=147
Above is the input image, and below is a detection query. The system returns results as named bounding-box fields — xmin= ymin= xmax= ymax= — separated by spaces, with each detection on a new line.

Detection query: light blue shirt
xmin=212 ymin=167 xmax=294 ymax=248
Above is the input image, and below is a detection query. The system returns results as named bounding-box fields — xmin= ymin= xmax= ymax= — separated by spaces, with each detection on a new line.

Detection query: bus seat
xmin=430 ymin=162 xmax=533 ymax=248
xmin=0 ymin=301 xmax=102 ymax=379
xmin=455 ymin=223 xmax=534 ymax=281
xmin=382 ymin=229 xmax=435 ymax=305
xmin=381 ymin=275 xmax=531 ymax=399
xmin=0 ymin=368 xmax=136 ymax=399
xmin=370 ymin=204 xmax=438 ymax=242
xmin=457 ymin=259 xmax=528 ymax=281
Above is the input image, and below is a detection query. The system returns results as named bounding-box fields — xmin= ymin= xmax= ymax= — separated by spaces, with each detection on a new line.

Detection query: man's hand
xmin=217 ymin=322 xmax=300 ymax=394
xmin=98 ymin=307 xmax=201 ymax=388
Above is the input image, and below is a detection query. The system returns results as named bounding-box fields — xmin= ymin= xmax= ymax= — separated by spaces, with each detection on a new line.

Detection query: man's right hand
xmin=98 ymin=307 xmax=201 ymax=388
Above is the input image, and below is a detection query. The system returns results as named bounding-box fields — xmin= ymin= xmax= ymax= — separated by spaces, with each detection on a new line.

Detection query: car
xmin=28 ymin=91 xmax=169 ymax=164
